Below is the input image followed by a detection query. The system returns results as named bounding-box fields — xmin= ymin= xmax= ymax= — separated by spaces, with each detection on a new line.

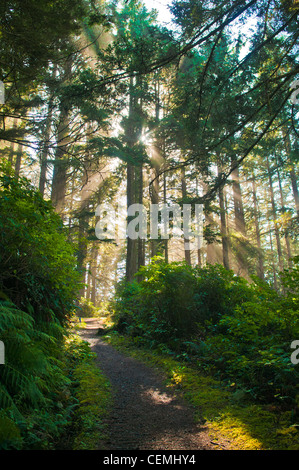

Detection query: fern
xmin=0 ymin=302 xmax=34 ymax=332
xmin=0 ymin=176 xmax=81 ymax=448
xmin=0 ymin=384 xmax=23 ymax=420
xmin=0 ymin=411 xmax=23 ymax=450
xmin=0 ymin=301 xmax=65 ymax=447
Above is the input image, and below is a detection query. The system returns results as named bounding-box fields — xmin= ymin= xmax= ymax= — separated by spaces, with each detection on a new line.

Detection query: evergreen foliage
xmin=0 ymin=0 xmax=298 ymax=450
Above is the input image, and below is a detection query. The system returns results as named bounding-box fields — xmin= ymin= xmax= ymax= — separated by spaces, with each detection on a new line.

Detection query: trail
xmin=79 ymin=318 xmax=224 ymax=451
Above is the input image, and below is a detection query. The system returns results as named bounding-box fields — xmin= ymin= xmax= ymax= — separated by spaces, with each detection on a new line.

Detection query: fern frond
xmin=0 ymin=302 xmax=34 ymax=333
xmin=0 ymin=384 xmax=23 ymax=420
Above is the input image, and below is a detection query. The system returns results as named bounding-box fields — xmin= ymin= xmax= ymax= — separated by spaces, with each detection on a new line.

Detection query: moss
xmin=72 ymin=360 xmax=112 ymax=450
xmin=103 ymin=332 xmax=299 ymax=450
xmin=64 ymin=334 xmax=112 ymax=450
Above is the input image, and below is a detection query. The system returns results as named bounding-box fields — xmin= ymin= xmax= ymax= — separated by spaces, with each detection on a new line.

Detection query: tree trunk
xmin=137 ymin=163 xmax=145 ymax=281
xmin=290 ymin=164 xmax=299 ymax=218
xmin=51 ymin=60 xmax=72 ymax=213
xmin=50 ymin=102 xmax=70 ymax=213
xmin=9 ymin=118 xmax=18 ymax=166
xmin=218 ymin=165 xmax=229 ymax=270
xmin=163 ymin=171 xmax=168 ymax=263
xmin=231 ymin=162 xmax=246 ymax=236
xmin=276 ymin=163 xmax=292 ymax=267
xmin=125 ymin=76 xmax=145 ymax=282
xmin=150 ymin=81 xmax=160 ymax=258
xmin=150 ymin=164 xmax=159 ymax=258
xmin=269 ymin=222 xmax=278 ymax=290
xmin=39 ymin=96 xmax=54 ymax=196
xmin=181 ymin=168 xmax=191 ymax=265
xmin=126 ymin=78 xmax=138 ymax=282
xmin=266 ymin=155 xmax=284 ymax=273
xmin=86 ymin=263 xmax=91 ymax=300
xmin=231 ymin=156 xmax=248 ymax=277
xmin=14 ymin=143 xmax=22 ymax=178
xmin=251 ymin=175 xmax=264 ymax=279
xmin=126 ymin=164 xmax=138 ymax=282
xmin=283 ymin=128 xmax=299 ymax=217
xmin=195 ymin=176 xmax=202 ymax=267
xmin=90 ymin=245 xmax=98 ymax=306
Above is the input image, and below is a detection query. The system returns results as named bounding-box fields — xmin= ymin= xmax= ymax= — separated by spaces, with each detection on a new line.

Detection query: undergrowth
xmin=102 ymin=332 xmax=299 ymax=450
xmin=63 ymin=333 xmax=112 ymax=450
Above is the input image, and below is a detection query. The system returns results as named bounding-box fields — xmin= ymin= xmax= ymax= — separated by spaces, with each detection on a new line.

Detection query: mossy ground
xmin=102 ymin=332 xmax=299 ymax=451
xmin=65 ymin=331 xmax=112 ymax=450
xmin=72 ymin=361 xmax=112 ymax=450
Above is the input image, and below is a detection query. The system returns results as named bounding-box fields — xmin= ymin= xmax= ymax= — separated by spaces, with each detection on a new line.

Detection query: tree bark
xmin=126 ymin=77 xmax=138 ymax=282
xmin=51 ymin=60 xmax=72 ymax=213
xmin=126 ymin=162 xmax=138 ymax=282
xmin=283 ymin=128 xmax=299 ymax=217
xmin=266 ymin=155 xmax=284 ymax=273
xmin=231 ymin=160 xmax=246 ymax=236
xmin=218 ymin=165 xmax=229 ymax=270
xmin=14 ymin=143 xmax=23 ymax=179
xmin=251 ymin=175 xmax=264 ymax=279
xmin=39 ymin=96 xmax=54 ymax=196
xmin=231 ymin=156 xmax=248 ymax=277
xmin=181 ymin=168 xmax=191 ymax=265
xmin=50 ymin=102 xmax=70 ymax=213
xmin=90 ymin=244 xmax=98 ymax=306
xmin=163 ymin=171 xmax=168 ymax=263
xmin=137 ymin=163 xmax=145 ymax=281
xmin=276 ymin=163 xmax=292 ymax=267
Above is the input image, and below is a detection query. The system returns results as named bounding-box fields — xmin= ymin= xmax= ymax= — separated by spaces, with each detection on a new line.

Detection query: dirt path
xmin=79 ymin=318 xmax=220 ymax=451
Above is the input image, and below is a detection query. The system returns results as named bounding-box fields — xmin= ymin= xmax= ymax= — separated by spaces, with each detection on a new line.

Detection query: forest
xmin=0 ymin=0 xmax=298 ymax=451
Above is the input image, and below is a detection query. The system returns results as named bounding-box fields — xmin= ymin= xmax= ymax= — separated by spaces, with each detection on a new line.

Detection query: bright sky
xmin=142 ymin=0 xmax=174 ymax=26
xmin=142 ymin=0 xmax=257 ymax=59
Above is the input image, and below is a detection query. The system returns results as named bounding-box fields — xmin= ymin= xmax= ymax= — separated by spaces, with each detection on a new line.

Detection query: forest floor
xmin=79 ymin=318 xmax=230 ymax=451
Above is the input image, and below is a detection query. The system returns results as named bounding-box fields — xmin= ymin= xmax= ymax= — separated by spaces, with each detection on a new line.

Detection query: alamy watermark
xmin=0 ymin=341 xmax=4 ymax=365
xmin=290 ymin=79 xmax=299 ymax=105
xmin=291 ymin=340 xmax=299 ymax=365
xmin=0 ymin=80 xmax=4 ymax=105
xmin=95 ymin=203 xmax=204 ymax=249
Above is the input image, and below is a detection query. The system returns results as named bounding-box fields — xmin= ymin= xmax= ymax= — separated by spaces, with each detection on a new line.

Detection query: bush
xmin=0 ymin=301 xmax=76 ymax=449
xmin=113 ymin=258 xmax=253 ymax=344
xmin=77 ymin=297 xmax=99 ymax=318
xmin=0 ymin=172 xmax=82 ymax=448
xmin=0 ymin=173 xmax=81 ymax=324
xmin=203 ymin=262 xmax=299 ymax=404
xmin=113 ymin=259 xmax=198 ymax=344
xmin=112 ymin=257 xmax=299 ymax=406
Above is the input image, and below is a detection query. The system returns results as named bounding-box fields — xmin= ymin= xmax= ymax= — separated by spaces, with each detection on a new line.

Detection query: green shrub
xmin=0 ymin=173 xmax=83 ymax=449
xmin=0 ymin=173 xmax=81 ymax=324
xmin=202 ymin=261 xmax=299 ymax=404
xmin=0 ymin=302 xmax=77 ymax=449
xmin=193 ymin=263 xmax=254 ymax=328
xmin=113 ymin=258 xmax=253 ymax=344
xmin=77 ymin=297 xmax=99 ymax=318
xmin=112 ymin=257 xmax=299 ymax=406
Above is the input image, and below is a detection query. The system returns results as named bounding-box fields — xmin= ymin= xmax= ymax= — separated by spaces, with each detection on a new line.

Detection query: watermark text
xmin=291 ymin=340 xmax=299 ymax=365
xmin=0 ymin=81 xmax=4 ymax=105
xmin=95 ymin=203 xmax=203 ymax=250
xmin=0 ymin=341 xmax=4 ymax=364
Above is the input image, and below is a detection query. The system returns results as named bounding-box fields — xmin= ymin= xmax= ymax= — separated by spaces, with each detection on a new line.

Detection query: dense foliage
xmin=0 ymin=171 xmax=81 ymax=322
xmin=112 ymin=257 xmax=299 ymax=407
xmin=0 ymin=0 xmax=298 ymax=451
xmin=0 ymin=173 xmax=82 ymax=449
